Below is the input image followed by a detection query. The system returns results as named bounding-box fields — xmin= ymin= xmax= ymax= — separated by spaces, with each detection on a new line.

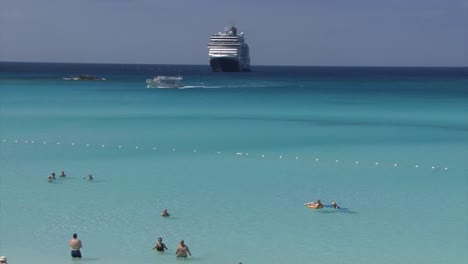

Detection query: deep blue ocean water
xmin=1 ymin=62 xmax=467 ymax=264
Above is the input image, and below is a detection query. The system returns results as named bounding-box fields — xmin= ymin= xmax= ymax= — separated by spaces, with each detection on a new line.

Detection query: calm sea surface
xmin=1 ymin=62 xmax=467 ymax=264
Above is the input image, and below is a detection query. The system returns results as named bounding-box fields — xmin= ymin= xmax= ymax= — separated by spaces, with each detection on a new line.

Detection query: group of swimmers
xmin=152 ymin=209 xmax=192 ymax=258
xmin=47 ymin=171 xmax=66 ymax=182
xmin=304 ymin=200 xmax=340 ymax=209
xmin=152 ymin=237 xmax=192 ymax=258
xmin=47 ymin=171 xmax=93 ymax=182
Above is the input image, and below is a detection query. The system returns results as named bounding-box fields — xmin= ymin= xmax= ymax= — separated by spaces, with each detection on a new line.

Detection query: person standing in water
xmin=152 ymin=237 xmax=169 ymax=251
xmin=175 ymin=240 xmax=191 ymax=258
xmin=69 ymin=233 xmax=82 ymax=258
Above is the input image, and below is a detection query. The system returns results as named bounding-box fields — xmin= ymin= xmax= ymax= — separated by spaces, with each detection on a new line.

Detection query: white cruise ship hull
xmin=208 ymin=26 xmax=251 ymax=72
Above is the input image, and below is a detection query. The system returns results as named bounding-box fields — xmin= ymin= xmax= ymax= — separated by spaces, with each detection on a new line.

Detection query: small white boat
xmin=146 ymin=76 xmax=183 ymax=88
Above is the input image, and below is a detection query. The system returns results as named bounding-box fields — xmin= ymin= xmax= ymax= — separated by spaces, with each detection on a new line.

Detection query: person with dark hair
xmin=304 ymin=199 xmax=324 ymax=209
xmin=69 ymin=233 xmax=82 ymax=258
xmin=152 ymin=237 xmax=169 ymax=251
xmin=331 ymin=201 xmax=341 ymax=209
xmin=161 ymin=209 xmax=170 ymax=217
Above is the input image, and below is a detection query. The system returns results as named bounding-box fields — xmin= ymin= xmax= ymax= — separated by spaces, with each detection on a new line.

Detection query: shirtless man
xmin=304 ymin=199 xmax=324 ymax=209
xmin=69 ymin=233 xmax=82 ymax=258
xmin=175 ymin=240 xmax=191 ymax=258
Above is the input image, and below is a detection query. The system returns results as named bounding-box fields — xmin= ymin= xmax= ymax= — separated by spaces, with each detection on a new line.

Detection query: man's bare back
xmin=69 ymin=238 xmax=82 ymax=250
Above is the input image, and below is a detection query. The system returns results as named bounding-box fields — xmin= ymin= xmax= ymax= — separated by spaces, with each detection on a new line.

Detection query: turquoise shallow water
xmin=1 ymin=63 xmax=467 ymax=264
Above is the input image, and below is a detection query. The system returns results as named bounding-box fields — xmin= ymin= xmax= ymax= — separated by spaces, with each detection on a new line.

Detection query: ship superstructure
xmin=208 ymin=26 xmax=251 ymax=72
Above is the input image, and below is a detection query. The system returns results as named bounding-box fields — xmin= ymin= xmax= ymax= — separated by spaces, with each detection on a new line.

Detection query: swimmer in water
xmin=331 ymin=201 xmax=340 ymax=209
xmin=51 ymin=172 xmax=56 ymax=179
xmin=60 ymin=171 xmax=66 ymax=177
xmin=88 ymin=174 xmax=93 ymax=181
xmin=304 ymin=200 xmax=324 ymax=209
xmin=161 ymin=209 xmax=170 ymax=217
xmin=175 ymin=240 xmax=191 ymax=258
xmin=48 ymin=175 xmax=53 ymax=183
xmin=152 ymin=237 xmax=168 ymax=251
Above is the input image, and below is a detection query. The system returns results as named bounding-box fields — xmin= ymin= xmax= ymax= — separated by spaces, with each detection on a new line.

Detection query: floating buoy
xmin=355 ymin=161 xmax=359 ymax=164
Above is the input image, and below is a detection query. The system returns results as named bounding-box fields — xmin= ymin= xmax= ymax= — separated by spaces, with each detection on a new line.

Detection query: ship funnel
xmin=230 ymin=26 xmax=237 ymax=36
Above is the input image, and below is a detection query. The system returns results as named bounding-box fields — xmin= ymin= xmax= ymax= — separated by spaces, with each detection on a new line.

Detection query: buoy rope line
xmin=1 ymin=138 xmax=449 ymax=172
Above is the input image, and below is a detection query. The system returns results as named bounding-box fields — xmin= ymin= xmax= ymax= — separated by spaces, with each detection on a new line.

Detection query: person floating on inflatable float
xmin=304 ymin=199 xmax=324 ymax=209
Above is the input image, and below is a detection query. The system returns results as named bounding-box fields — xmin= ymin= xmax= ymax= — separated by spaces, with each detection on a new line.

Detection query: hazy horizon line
xmin=1 ymin=60 xmax=467 ymax=69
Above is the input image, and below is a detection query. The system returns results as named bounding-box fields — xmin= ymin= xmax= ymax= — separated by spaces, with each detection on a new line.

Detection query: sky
xmin=1 ymin=0 xmax=467 ymax=66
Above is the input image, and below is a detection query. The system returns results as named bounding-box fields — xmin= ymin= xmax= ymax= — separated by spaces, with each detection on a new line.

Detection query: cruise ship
xmin=208 ymin=26 xmax=251 ymax=72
